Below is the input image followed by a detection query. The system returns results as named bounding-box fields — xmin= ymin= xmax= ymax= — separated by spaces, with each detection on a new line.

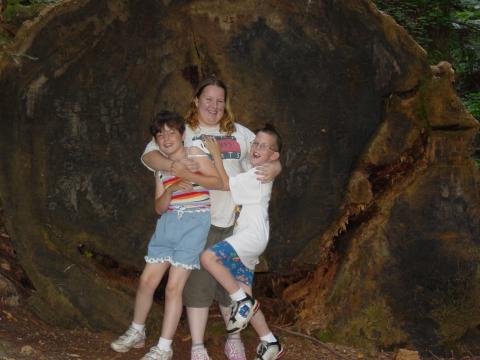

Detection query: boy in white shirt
xmin=201 ymin=124 xmax=285 ymax=360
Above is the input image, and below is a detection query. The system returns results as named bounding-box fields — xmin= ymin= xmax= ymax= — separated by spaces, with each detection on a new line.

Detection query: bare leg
xmin=160 ymin=266 xmax=191 ymax=339
xmin=200 ymin=250 xmax=241 ymax=294
xmin=133 ymin=262 xmax=170 ymax=325
xmin=250 ymin=309 xmax=271 ymax=337
xmin=186 ymin=307 xmax=210 ymax=345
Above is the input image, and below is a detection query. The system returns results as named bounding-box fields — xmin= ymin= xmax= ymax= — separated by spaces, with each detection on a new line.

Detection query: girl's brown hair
xmin=186 ymin=76 xmax=235 ymax=135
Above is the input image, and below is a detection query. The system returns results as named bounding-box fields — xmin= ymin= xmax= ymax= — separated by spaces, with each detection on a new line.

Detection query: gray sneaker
xmin=140 ymin=346 xmax=173 ymax=360
xmin=254 ymin=337 xmax=285 ymax=360
xmin=110 ymin=326 xmax=145 ymax=353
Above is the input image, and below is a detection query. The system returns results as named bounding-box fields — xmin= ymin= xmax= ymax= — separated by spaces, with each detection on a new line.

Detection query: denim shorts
xmin=145 ymin=210 xmax=211 ymax=270
xmin=210 ymin=240 xmax=253 ymax=287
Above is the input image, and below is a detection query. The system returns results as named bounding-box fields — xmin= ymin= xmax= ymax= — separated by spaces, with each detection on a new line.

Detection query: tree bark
xmin=0 ymin=0 xmax=478 ymax=353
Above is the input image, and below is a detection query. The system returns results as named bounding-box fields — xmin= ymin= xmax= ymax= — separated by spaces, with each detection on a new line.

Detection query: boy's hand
xmin=168 ymin=179 xmax=193 ymax=193
xmin=202 ymin=136 xmax=221 ymax=158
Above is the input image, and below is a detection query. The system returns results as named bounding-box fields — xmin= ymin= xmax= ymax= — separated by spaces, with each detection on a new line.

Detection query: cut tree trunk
xmin=0 ymin=0 xmax=478 ymax=354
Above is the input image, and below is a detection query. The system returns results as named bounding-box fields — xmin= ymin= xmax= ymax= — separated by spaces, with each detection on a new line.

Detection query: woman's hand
xmin=255 ymin=161 xmax=282 ymax=183
xmin=171 ymin=161 xmax=189 ymax=178
xmin=180 ymin=157 xmax=200 ymax=172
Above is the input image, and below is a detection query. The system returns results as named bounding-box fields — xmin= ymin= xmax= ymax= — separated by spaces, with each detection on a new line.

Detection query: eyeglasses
xmin=251 ymin=141 xmax=277 ymax=152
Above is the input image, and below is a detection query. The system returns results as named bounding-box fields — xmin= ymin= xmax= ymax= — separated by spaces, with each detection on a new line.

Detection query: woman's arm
xmin=142 ymin=138 xmax=199 ymax=172
xmin=144 ymin=151 xmax=175 ymax=173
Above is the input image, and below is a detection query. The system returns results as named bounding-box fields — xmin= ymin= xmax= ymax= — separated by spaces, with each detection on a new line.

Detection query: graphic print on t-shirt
xmin=193 ymin=135 xmax=241 ymax=160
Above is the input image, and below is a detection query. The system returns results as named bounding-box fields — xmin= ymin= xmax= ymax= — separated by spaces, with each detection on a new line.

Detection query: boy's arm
xmin=202 ymin=137 xmax=230 ymax=191
xmin=172 ymin=147 xmax=224 ymax=190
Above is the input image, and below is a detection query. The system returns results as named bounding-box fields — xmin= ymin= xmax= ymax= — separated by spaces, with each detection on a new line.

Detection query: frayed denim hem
xmin=144 ymin=256 xmax=200 ymax=270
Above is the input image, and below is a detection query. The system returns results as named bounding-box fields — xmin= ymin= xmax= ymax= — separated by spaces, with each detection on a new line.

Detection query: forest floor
xmin=0 ymin=208 xmax=396 ymax=360
xmin=0 ymin=213 xmax=474 ymax=360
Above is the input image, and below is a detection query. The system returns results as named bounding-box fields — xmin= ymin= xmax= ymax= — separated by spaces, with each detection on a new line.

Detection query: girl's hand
xmin=168 ymin=179 xmax=193 ymax=193
xmin=202 ymin=136 xmax=221 ymax=158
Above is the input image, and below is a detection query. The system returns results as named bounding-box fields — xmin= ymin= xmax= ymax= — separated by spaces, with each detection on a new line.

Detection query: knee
xmin=165 ymin=281 xmax=182 ymax=300
xmin=138 ymin=273 xmax=159 ymax=293
xmin=200 ymin=250 xmax=216 ymax=269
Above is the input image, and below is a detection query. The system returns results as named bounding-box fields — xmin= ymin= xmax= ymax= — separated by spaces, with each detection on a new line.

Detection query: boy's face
xmin=154 ymin=125 xmax=184 ymax=156
xmin=249 ymin=131 xmax=280 ymax=167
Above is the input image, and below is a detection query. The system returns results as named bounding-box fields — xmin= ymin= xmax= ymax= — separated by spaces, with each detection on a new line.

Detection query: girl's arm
xmin=171 ymin=147 xmax=224 ymax=190
xmin=202 ymin=137 xmax=230 ymax=191
xmin=154 ymin=175 xmax=193 ymax=214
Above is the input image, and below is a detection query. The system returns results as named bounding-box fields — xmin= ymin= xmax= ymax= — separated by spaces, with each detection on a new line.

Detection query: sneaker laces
xmin=229 ymin=301 xmax=240 ymax=322
xmin=257 ymin=341 xmax=269 ymax=356
xmin=119 ymin=327 xmax=140 ymax=341
xmin=145 ymin=346 xmax=170 ymax=360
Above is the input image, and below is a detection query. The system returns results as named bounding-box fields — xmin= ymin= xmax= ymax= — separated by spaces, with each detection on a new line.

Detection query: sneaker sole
xmin=227 ymin=300 xmax=260 ymax=334
xmin=110 ymin=341 xmax=145 ymax=353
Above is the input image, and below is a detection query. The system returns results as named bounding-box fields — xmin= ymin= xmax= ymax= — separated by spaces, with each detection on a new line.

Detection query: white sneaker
xmin=140 ymin=346 xmax=173 ymax=360
xmin=254 ymin=336 xmax=285 ymax=360
xmin=110 ymin=326 xmax=145 ymax=353
xmin=226 ymin=294 xmax=259 ymax=334
xmin=191 ymin=346 xmax=212 ymax=360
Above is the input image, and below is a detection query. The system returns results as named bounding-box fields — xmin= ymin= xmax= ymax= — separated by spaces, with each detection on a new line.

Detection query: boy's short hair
xmin=255 ymin=123 xmax=283 ymax=153
xmin=150 ymin=110 xmax=186 ymax=136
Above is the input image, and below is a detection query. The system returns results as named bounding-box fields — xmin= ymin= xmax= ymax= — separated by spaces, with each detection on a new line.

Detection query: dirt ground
xmin=0 ymin=208 xmax=396 ymax=360
xmin=0 ymin=214 xmax=473 ymax=360
xmin=0 ymin=300 xmax=396 ymax=360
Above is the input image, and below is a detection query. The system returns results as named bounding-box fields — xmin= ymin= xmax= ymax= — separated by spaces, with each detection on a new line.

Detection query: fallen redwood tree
xmin=0 ymin=0 xmax=478 ymax=354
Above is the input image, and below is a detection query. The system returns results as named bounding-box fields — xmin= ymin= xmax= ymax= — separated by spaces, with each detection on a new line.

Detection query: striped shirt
xmin=162 ymin=174 xmax=210 ymax=212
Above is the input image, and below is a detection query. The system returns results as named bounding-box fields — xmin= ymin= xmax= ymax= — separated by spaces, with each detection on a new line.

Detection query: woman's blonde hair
xmin=186 ymin=76 xmax=235 ymax=135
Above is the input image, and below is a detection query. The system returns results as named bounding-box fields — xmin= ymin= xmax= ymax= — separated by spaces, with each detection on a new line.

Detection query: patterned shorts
xmin=210 ymin=240 xmax=253 ymax=287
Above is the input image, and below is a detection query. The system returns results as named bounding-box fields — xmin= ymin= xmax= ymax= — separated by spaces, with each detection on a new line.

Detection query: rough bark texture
xmin=0 ymin=0 xmax=478 ymax=353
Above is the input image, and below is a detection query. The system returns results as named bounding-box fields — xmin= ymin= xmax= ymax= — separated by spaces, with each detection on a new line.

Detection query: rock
xmin=394 ymin=349 xmax=421 ymax=360
xmin=0 ymin=274 xmax=19 ymax=306
xmin=20 ymin=345 xmax=34 ymax=356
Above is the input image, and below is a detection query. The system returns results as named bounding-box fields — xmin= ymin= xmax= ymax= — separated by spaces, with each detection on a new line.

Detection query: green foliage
xmin=337 ymin=299 xmax=408 ymax=351
xmin=374 ymin=0 xmax=480 ymax=165
xmin=463 ymin=91 xmax=480 ymax=119
xmin=3 ymin=0 xmax=60 ymax=24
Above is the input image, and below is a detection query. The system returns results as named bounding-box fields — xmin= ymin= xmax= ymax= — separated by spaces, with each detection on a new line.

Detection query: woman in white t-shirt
xmin=141 ymin=76 xmax=281 ymax=360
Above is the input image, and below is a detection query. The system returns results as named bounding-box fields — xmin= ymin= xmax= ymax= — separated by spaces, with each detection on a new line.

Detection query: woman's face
xmin=195 ymin=85 xmax=226 ymax=128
